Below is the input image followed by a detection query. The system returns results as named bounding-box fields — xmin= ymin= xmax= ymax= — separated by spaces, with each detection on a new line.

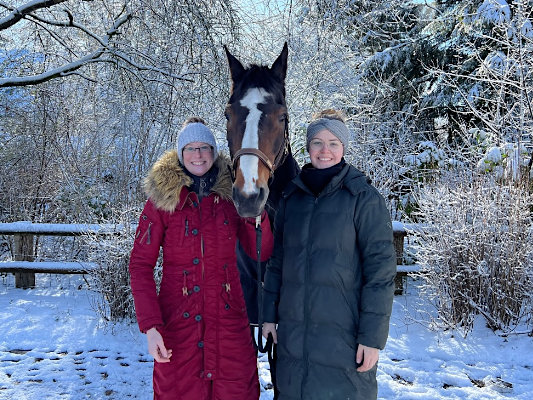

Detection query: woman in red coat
xmin=129 ymin=117 xmax=273 ymax=400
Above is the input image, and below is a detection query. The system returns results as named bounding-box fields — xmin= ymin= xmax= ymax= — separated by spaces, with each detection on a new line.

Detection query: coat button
xmin=183 ymin=312 xmax=190 ymax=318
xmin=193 ymin=201 xmax=198 ymax=207
xmin=193 ymin=285 xmax=200 ymax=292
xmin=206 ymin=372 xmax=212 ymax=378
xmin=192 ymin=228 xmax=198 ymax=235
xmin=195 ymin=315 xmax=202 ymax=322
xmin=224 ymin=303 xmax=230 ymax=310
xmin=198 ymin=341 xmax=204 ymax=348
xmin=193 ymin=258 xmax=199 ymax=265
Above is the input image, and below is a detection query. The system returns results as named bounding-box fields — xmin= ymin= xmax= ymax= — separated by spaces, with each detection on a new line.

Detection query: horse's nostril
xmin=231 ymin=185 xmax=269 ymax=218
xmin=258 ymin=187 xmax=266 ymax=202
xmin=232 ymin=187 xmax=241 ymax=206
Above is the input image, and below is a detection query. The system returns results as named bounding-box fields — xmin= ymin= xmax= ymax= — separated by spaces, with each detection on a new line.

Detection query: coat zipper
xmin=198 ymin=201 xmax=205 ymax=280
xmin=303 ymin=197 xmax=317 ymax=395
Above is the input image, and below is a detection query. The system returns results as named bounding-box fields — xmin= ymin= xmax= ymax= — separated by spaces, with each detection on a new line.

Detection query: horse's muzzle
xmin=232 ymin=185 xmax=268 ymax=218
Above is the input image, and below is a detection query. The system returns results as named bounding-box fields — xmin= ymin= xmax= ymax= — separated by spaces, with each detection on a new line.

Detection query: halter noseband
xmin=231 ymin=119 xmax=289 ymax=181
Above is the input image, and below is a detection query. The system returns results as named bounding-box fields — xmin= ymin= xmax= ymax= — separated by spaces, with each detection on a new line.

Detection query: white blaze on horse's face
xmin=239 ymin=87 xmax=271 ymax=195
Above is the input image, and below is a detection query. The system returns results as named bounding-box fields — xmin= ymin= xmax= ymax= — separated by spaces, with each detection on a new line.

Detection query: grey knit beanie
xmin=306 ymin=118 xmax=351 ymax=154
xmin=177 ymin=122 xmax=218 ymax=163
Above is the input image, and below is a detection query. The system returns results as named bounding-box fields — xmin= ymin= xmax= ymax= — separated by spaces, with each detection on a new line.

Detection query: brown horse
xmin=224 ymin=43 xmax=293 ymax=218
xmin=224 ymin=43 xmax=300 ymax=399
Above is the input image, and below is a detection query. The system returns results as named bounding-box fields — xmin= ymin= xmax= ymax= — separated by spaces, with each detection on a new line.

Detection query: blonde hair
xmin=182 ymin=116 xmax=207 ymax=127
xmin=311 ymin=109 xmax=346 ymax=123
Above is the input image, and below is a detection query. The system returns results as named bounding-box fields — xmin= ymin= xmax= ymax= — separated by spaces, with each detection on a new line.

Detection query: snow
xmin=1 ymin=274 xmax=532 ymax=399
xmin=486 ymin=147 xmax=503 ymax=163
xmin=403 ymin=141 xmax=447 ymax=168
xmin=0 ymin=261 xmax=97 ymax=272
xmin=0 ymin=222 xmax=122 ymax=235
xmin=476 ymin=0 xmax=511 ymax=25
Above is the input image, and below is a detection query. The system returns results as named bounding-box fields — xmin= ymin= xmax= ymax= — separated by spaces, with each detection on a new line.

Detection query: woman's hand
xmin=147 ymin=327 xmax=172 ymax=363
xmin=262 ymin=322 xmax=278 ymax=344
xmin=356 ymin=344 xmax=379 ymax=372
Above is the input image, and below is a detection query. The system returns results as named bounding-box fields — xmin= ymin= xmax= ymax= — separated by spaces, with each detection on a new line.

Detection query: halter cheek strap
xmin=233 ymin=147 xmax=274 ymax=176
xmin=231 ymin=119 xmax=289 ymax=181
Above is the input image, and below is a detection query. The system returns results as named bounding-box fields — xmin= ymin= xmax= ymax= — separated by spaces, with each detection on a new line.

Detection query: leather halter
xmin=233 ymin=148 xmax=274 ymax=175
xmin=231 ymin=119 xmax=289 ymax=180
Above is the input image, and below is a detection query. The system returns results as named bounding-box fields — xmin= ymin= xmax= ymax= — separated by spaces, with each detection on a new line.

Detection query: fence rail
xmin=0 ymin=222 xmax=121 ymax=236
xmin=0 ymin=261 xmax=98 ymax=274
xmin=1 ymin=221 xmax=415 ymax=292
xmin=0 ymin=222 xmax=122 ymax=288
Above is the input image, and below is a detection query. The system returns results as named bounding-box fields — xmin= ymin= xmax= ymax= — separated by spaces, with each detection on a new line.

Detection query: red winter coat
xmin=129 ymin=151 xmax=273 ymax=400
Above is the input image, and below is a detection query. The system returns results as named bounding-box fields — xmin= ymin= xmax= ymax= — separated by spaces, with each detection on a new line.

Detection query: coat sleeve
xmin=353 ymin=188 xmax=396 ymax=350
xmin=128 ymin=199 xmax=166 ymax=333
xmin=237 ymin=209 xmax=273 ymax=262
xmin=262 ymin=197 xmax=286 ymax=323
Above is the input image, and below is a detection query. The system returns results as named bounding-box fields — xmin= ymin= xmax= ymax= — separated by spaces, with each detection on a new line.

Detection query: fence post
xmin=14 ymin=234 xmax=35 ymax=289
xmin=393 ymin=230 xmax=407 ymax=295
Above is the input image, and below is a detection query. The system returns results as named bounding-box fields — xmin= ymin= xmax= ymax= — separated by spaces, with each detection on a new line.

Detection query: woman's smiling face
xmin=308 ymin=130 xmax=344 ymax=169
xmin=182 ymin=141 xmax=215 ymax=176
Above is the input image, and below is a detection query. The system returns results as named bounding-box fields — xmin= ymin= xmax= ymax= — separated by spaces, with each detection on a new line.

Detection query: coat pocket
xmin=220 ymin=287 xmax=247 ymax=316
xmin=135 ymin=214 xmax=153 ymax=245
xmin=163 ymin=215 xmax=187 ymax=249
xmin=160 ymin=292 xmax=193 ymax=332
xmin=344 ymin=363 xmax=378 ymax=398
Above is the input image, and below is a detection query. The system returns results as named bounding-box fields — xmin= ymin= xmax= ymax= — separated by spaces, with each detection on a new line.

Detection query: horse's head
xmin=224 ymin=43 xmax=289 ymax=217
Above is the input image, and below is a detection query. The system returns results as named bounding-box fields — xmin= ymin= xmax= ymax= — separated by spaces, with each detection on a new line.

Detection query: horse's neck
xmin=266 ymin=146 xmax=300 ymax=221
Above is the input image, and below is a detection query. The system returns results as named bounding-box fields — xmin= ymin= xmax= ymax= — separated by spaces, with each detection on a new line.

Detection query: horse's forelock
xmin=230 ymin=65 xmax=285 ymax=105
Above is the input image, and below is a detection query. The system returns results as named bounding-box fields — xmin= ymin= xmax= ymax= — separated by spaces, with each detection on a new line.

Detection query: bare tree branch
xmin=0 ymin=0 xmax=68 ymax=30
xmin=0 ymin=3 xmax=193 ymax=87
xmin=1 ymin=50 xmax=103 ymax=87
xmin=28 ymin=10 xmax=108 ymax=46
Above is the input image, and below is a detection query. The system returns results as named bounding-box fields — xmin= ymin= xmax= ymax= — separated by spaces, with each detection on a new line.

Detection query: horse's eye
xmin=279 ymin=113 xmax=287 ymax=122
xmin=224 ymin=111 xmax=230 ymax=121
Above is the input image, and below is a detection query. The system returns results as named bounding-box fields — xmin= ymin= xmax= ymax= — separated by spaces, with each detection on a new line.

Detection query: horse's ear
xmin=271 ymin=42 xmax=288 ymax=82
xmin=224 ymin=45 xmax=245 ymax=82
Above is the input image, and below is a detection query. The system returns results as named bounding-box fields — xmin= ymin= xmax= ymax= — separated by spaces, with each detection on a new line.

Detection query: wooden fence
xmin=0 ymin=221 xmax=414 ymax=293
xmin=0 ymin=222 xmax=121 ymax=288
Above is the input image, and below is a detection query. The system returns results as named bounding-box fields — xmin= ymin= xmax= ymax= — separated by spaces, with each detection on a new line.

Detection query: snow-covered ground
xmin=0 ymin=273 xmax=531 ymax=400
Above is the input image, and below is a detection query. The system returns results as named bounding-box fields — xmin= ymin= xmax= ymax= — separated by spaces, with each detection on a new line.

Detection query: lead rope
xmin=255 ymin=214 xmax=277 ymax=399
xmin=255 ymin=215 xmax=267 ymax=353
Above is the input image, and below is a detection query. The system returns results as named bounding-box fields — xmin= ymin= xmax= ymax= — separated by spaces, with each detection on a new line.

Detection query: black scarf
xmin=183 ymin=164 xmax=219 ymax=201
xmin=300 ymin=158 xmax=346 ymax=196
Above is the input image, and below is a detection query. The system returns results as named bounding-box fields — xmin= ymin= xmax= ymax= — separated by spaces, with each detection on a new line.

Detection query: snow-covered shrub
xmin=51 ymin=176 xmax=115 ymax=223
xmin=477 ymin=142 xmax=531 ymax=181
xmin=84 ymin=214 xmax=137 ymax=322
xmin=411 ymin=173 xmax=533 ymax=337
xmin=398 ymin=140 xmax=462 ymax=220
xmin=476 ymin=0 xmax=511 ymax=26
xmin=84 ymin=209 xmax=165 ymax=323
xmin=403 ymin=140 xmax=450 ymax=176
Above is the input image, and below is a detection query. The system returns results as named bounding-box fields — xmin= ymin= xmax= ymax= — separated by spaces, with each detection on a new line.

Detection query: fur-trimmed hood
xmin=142 ymin=149 xmax=233 ymax=212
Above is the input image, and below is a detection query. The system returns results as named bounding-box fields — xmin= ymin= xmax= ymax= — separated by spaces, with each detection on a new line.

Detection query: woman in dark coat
xmin=129 ymin=118 xmax=273 ymax=400
xmin=262 ymin=109 xmax=396 ymax=400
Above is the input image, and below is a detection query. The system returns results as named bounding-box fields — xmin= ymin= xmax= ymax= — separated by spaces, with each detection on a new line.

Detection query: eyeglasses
xmin=309 ymin=139 xmax=343 ymax=151
xmin=183 ymin=145 xmax=213 ymax=154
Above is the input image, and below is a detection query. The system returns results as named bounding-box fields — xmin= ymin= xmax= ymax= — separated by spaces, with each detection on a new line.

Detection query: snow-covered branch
xmin=0 ymin=0 xmax=68 ymax=30
xmin=0 ymin=1 xmax=192 ymax=87
xmin=0 ymin=50 xmax=105 ymax=87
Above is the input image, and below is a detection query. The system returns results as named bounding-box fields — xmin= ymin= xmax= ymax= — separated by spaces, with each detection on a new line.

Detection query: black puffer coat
xmin=263 ymin=163 xmax=396 ymax=400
